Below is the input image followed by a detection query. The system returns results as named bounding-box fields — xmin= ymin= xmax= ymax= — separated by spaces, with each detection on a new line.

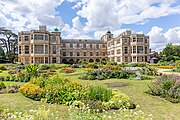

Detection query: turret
xmin=101 ymin=30 xmax=113 ymax=42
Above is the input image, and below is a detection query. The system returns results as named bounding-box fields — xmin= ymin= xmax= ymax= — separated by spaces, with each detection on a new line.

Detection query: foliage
xmin=0 ymin=65 xmax=7 ymax=70
xmin=140 ymin=66 xmax=159 ymax=76
xmin=0 ymin=81 xmax=6 ymax=90
xmin=105 ymin=90 xmax=135 ymax=109
xmin=147 ymin=74 xmax=180 ymax=103
xmin=8 ymin=70 xmax=16 ymax=74
xmin=40 ymin=64 xmax=51 ymax=70
xmin=86 ymin=63 xmax=98 ymax=69
xmin=25 ymin=64 xmax=39 ymax=80
xmin=19 ymin=83 xmax=45 ymax=101
xmin=88 ymin=86 xmax=112 ymax=102
xmin=128 ymin=62 xmax=147 ymax=67
xmin=0 ymin=70 xmax=2 ymax=73
xmin=158 ymin=66 xmax=175 ymax=69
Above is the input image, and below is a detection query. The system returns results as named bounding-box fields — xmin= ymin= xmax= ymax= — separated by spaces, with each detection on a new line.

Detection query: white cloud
xmin=147 ymin=26 xmax=180 ymax=52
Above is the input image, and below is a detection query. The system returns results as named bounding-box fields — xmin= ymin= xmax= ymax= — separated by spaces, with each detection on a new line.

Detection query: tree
xmin=0 ymin=27 xmax=18 ymax=63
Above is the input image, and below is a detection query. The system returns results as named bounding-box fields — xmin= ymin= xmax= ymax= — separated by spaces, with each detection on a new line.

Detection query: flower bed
xmin=157 ymin=66 xmax=175 ymax=69
xmin=60 ymin=68 xmax=76 ymax=73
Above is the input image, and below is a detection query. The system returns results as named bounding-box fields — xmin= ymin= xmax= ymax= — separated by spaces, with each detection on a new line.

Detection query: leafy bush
xmin=0 ymin=81 xmax=6 ymax=90
xmin=40 ymin=64 xmax=51 ymax=70
xmin=88 ymin=86 xmax=112 ymax=102
xmin=86 ymin=63 xmax=98 ymax=69
xmin=0 ymin=65 xmax=7 ymax=70
xmin=8 ymin=70 xmax=16 ymax=74
xmin=147 ymin=74 xmax=180 ymax=103
xmin=25 ymin=64 xmax=39 ymax=78
xmin=19 ymin=83 xmax=45 ymax=101
xmin=158 ymin=66 xmax=174 ymax=69
xmin=129 ymin=62 xmax=147 ymax=67
xmin=140 ymin=66 xmax=159 ymax=76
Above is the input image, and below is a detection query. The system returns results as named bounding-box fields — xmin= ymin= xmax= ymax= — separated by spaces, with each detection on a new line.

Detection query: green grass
xmin=0 ymin=69 xmax=180 ymax=120
xmin=0 ymin=71 xmax=8 ymax=76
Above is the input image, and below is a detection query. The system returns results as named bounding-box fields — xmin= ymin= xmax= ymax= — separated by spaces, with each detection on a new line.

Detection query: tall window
xmin=133 ymin=46 xmax=136 ymax=54
xmin=77 ymin=52 xmax=80 ymax=56
xmin=90 ymin=44 xmax=92 ymax=49
xmin=31 ymin=35 xmax=33 ymax=40
xmin=111 ymin=50 xmax=114 ymax=55
xmin=145 ymin=47 xmax=147 ymax=54
xmin=117 ymin=39 xmax=120 ymax=44
xmin=124 ymin=47 xmax=128 ymax=54
xmin=34 ymin=34 xmax=44 ymax=40
xmin=45 ymin=45 xmax=48 ymax=54
xmin=52 ymin=46 xmax=56 ymax=54
xmin=45 ymin=57 xmax=48 ymax=63
xmin=63 ymin=43 xmax=66 ymax=48
xmin=125 ymin=57 xmax=128 ymax=62
xmin=19 ymin=46 xmax=21 ymax=54
xmin=63 ymin=52 xmax=66 ymax=56
xmin=84 ymin=52 xmax=86 ymax=56
xmin=108 ymin=51 xmax=110 ymax=55
xmin=90 ymin=52 xmax=93 ymax=56
xmin=117 ymin=57 xmax=121 ymax=62
xmin=25 ymin=46 xmax=29 ymax=54
xmin=96 ymin=44 xmax=99 ymax=49
xmin=70 ymin=43 xmax=73 ymax=48
xmin=31 ymin=45 xmax=33 ymax=54
xmin=19 ymin=36 xmax=21 ymax=41
xmin=45 ymin=35 xmax=48 ymax=40
xmin=117 ymin=49 xmax=121 ymax=54
xmin=76 ymin=44 xmax=79 ymax=48
xmin=137 ymin=46 xmax=143 ymax=54
xmin=145 ymin=39 xmax=148 ymax=43
xmin=133 ymin=38 xmax=136 ymax=42
xmin=70 ymin=52 xmax=73 ymax=56
xmin=83 ymin=44 xmax=86 ymax=49
xmin=34 ymin=45 xmax=44 ymax=54
xmin=24 ymin=36 xmax=29 ymax=41
xmin=137 ymin=38 xmax=143 ymax=42
xmin=52 ymin=57 xmax=56 ymax=63
xmin=96 ymin=52 xmax=99 ymax=56
xmin=102 ymin=52 xmax=106 ymax=56
xmin=35 ymin=57 xmax=44 ymax=64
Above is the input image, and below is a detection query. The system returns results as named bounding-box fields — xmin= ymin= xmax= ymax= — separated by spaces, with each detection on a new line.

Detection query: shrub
xmin=0 ymin=70 xmax=2 ymax=73
xmin=105 ymin=90 xmax=135 ymax=109
xmin=140 ymin=66 xmax=159 ymax=76
xmin=86 ymin=63 xmax=98 ymax=69
xmin=88 ymin=86 xmax=112 ymax=102
xmin=0 ymin=81 xmax=6 ymax=90
xmin=61 ymin=68 xmax=76 ymax=73
xmin=40 ymin=64 xmax=51 ymax=70
xmin=158 ymin=66 xmax=175 ymax=69
xmin=129 ymin=62 xmax=147 ymax=67
xmin=25 ymin=64 xmax=39 ymax=78
xmin=147 ymin=74 xmax=180 ymax=103
xmin=19 ymin=83 xmax=45 ymax=101
xmin=0 ymin=65 xmax=7 ymax=70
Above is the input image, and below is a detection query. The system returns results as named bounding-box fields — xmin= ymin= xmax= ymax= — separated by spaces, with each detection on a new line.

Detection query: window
xmin=31 ymin=57 xmax=33 ymax=63
xmin=145 ymin=47 xmax=147 ymax=54
xmin=133 ymin=56 xmax=136 ymax=62
xmin=102 ymin=44 xmax=106 ymax=48
xmin=90 ymin=52 xmax=93 ymax=56
xmin=45 ymin=57 xmax=48 ymax=63
xmin=77 ymin=52 xmax=80 ymax=56
xmin=52 ymin=57 xmax=56 ymax=63
xmin=124 ymin=47 xmax=128 ymax=54
xmin=137 ymin=46 xmax=143 ymax=54
xmin=25 ymin=57 xmax=29 ymax=64
xmin=111 ymin=50 xmax=114 ymax=55
xmin=124 ymin=38 xmax=128 ymax=43
xmin=102 ymin=52 xmax=106 ymax=56
xmin=96 ymin=52 xmax=99 ymax=56
xmin=25 ymin=46 xmax=29 ymax=54
xmin=117 ymin=39 xmax=120 ymax=44
xmin=145 ymin=56 xmax=147 ymax=62
xmin=31 ymin=45 xmax=33 ymax=54
xmin=117 ymin=57 xmax=121 ymax=62
xmin=34 ymin=45 xmax=44 ymax=54
xmin=133 ymin=38 xmax=136 ymax=42
xmin=19 ymin=36 xmax=21 ymax=41
xmin=117 ymin=49 xmax=121 ymax=54
xmin=70 ymin=43 xmax=73 ymax=48
xmin=145 ymin=39 xmax=148 ymax=43
xmin=137 ymin=38 xmax=143 ymax=42
xmin=96 ymin=44 xmax=99 ymax=49
xmin=111 ymin=57 xmax=114 ymax=62
xmin=19 ymin=46 xmax=21 ymax=54
xmin=51 ymin=36 xmax=56 ymax=41
xmin=52 ymin=46 xmax=56 ymax=54
xmin=90 ymin=44 xmax=92 ymax=49
xmin=24 ymin=36 xmax=29 ymax=41
xmin=70 ymin=52 xmax=73 ymax=56
xmin=34 ymin=34 xmax=44 ymax=40
xmin=84 ymin=52 xmax=86 ymax=56
xmin=63 ymin=43 xmax=66 ymax=48
xmin=45 ymin=45 xmax=48 ymax=54
xmin=77 ymin=44 xmax=79 ymax=48
xmin=108 ymin=43 xmax=110 ymax=47
xmin=63 ymin=52 xmax=66 ymax=56
xmin=125 ymin=57 xmax=128 ymax=62
xmin=31 ymin=35 xmax=33 ymax=40
xmin=83 ymin=44 xmax=86 ymax=49
xmin=35 ymin=57 xmax=44 ymax=64
xmin=108 ymin=51 xmax=110 ymax=55
xmin=133 ymin=46 xmax=136 ymax=54
xmin=45 ymin=35 xmax=48 ymax=40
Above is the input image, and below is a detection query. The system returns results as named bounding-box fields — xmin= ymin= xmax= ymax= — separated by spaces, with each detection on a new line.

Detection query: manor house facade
xmin=18 ymin=26 xmax=150 ymax=64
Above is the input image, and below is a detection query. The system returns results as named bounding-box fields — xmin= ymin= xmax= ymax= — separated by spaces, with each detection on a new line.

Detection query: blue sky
xmin=0 ymin=0 xmax=180 ymax=51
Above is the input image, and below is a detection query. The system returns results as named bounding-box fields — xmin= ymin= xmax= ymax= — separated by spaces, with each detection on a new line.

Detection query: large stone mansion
xmin=18 ymin=26 xmax=150 ymax=64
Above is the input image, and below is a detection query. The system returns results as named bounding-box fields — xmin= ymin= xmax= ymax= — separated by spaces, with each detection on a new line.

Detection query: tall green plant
xmin=25 ymin=64 xmax=39 ymax=79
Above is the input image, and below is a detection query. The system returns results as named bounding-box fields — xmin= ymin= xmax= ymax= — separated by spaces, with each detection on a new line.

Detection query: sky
xmin=0 ymin=0 xmax=180 ymax=52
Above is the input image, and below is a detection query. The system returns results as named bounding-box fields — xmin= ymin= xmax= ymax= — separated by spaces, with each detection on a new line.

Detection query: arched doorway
xmin=89 ymin=59 xmax=94 ymax=62
xmin=69 ymin=59 xmax=74 ymax=64
xmin=62 ymin=59 xmax=68 ymax=64
xmin=96 ymin=59 xmax=100 ymax=62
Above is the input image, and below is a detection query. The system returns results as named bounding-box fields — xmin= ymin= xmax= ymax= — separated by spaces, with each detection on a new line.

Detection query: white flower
xmin=136 ymin=105 xmax=140 ymax=108
xmin=108 ymin=116 xmax=112 ymax=119
xmin=118 ymin=100 xmax=122 ymax=103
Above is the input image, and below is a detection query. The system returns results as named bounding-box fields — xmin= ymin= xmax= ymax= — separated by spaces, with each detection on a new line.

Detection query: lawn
xmin=0 ymin=70 xmax=180 ymax=120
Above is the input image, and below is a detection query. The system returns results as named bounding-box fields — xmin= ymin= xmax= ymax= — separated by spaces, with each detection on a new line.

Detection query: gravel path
xmin=157 ymin=69 xmax=180 ymax=76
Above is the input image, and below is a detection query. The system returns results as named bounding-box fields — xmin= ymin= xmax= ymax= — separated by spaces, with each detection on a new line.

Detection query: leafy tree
xmin=0 ymin=27 xmax=18 ymax=63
